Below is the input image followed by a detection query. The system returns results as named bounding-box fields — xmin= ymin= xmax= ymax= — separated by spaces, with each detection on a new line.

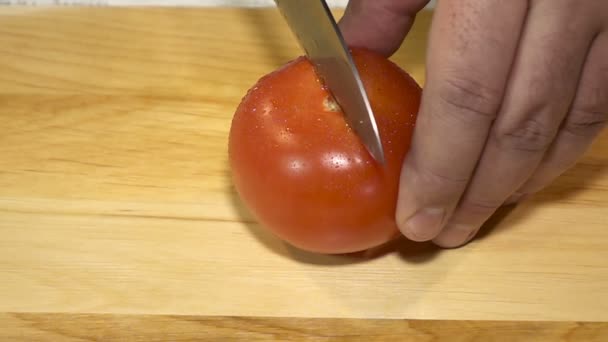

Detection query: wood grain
xmin=3 ymin=313 xmax=608 ymax=341
xmin=1 ymin=6 xmax=608 ymax=338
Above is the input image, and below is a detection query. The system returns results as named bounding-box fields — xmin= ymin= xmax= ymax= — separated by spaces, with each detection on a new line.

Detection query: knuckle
xmin=434 ymin=75 xmax=502 ymax=125
xmin=494 ymin=118 xmax=557 ymax=153
xmin=458 ymin=197 xmax=501 ymax=216
xmin=564 ymin=108 xmax=608 ymax=137
xmin=407 ymin=149 xmax=471 ymax=189
xmin=416 ymin=163 xmax=470 ymax=188
xmin=564 ymin=97 xmax=608 ymax=137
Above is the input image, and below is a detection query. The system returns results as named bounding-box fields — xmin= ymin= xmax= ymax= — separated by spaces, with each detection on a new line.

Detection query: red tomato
xmin=229 ymin=48 xmax=421 ymax=254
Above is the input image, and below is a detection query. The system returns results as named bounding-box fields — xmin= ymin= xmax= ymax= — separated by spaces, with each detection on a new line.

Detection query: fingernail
xmin=401 ymin=207 xmax=445 ymax=241
xmin=433 ymin=224 xmax=477 ymax=248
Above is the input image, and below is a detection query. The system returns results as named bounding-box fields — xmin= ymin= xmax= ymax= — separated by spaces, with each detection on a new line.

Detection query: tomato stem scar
xmin=323 ymin=96 xmax=341 ymax=112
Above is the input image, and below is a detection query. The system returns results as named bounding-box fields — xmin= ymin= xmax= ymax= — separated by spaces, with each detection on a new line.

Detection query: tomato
xmin=229 ymin=48 xmax=421 ymax=254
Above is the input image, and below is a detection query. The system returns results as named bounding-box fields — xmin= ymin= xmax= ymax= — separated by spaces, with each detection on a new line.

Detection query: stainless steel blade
xmin=274 ymin=0 xmax=385 ymax=164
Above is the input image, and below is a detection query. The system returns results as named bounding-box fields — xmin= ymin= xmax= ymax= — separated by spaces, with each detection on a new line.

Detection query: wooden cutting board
xmin=1 ymin=7 xmax=607 ymax=341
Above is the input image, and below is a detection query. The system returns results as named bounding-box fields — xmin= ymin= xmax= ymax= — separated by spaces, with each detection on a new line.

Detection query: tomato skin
xmin=229 ymin=48 xmax=421 ymax=254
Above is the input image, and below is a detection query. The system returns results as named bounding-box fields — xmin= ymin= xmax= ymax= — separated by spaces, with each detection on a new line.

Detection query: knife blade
xmin=273 ymin=0 xmax=385 ymax=164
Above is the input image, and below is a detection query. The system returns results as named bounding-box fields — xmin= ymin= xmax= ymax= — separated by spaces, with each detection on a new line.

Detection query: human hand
xmin=340 ymin=0 xmax=608 ymax=248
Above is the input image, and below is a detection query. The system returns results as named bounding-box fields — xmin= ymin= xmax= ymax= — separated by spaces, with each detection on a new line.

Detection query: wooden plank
xmin=3 ymin=313 xmax=608 ymax=341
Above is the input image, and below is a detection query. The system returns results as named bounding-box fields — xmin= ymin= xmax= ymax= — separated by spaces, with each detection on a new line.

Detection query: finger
xmin=338 ymin=0 xmax=430 ymax=56
xmin=396 ymin=0 xmax=529 ymax=242
xmin=508 ymin=30 xmax=608 ymax=203
xmin=433 ymin=1 xmax=602 ymax=248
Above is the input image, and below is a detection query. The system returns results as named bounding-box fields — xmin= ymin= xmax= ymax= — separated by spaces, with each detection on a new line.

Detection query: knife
xmin=273 ymin=0 xmax=385 ymax=164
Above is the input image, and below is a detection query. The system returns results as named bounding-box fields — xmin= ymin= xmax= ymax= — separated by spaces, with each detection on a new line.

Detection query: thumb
xmin=338 ymin=0 xmax=430 ymax=56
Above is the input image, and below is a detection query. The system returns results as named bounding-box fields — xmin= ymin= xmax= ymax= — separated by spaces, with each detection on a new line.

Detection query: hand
xmin=340 ymin=0 xmax=608 ymax=248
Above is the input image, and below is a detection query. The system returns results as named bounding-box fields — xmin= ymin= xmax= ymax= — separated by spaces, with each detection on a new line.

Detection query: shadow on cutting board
xmin=227 ymin=184 xmax=443 ymax=266
xmin=473 ymin=151 xmax=608 ymax=243
xmin=227 ymin=155 xmax=608 ymax=266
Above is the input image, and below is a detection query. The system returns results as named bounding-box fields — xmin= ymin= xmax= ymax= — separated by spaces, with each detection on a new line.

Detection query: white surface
xmin=0 ymin=0 xmax=436 ymax=7
xmin=0 ymin=0 xmax=346 ymax=5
